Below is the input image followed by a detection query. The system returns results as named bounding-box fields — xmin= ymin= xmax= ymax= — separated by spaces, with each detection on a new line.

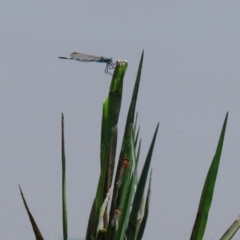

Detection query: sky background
xmin=1 ymin=1 xmax=240 ymax=240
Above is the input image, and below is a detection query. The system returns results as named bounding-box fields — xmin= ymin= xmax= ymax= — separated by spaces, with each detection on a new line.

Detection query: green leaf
xmin=117 ymin=138 xmax=142 ymax=240
xmin=220 ymin=215 xmax=240 ymax=240
xmin=126 ymin=51 xmax=144 ymax=125
xmin=86 ymin=61 xmax=128 ymax=239
xmin=136 ymin=169 xmax=152 ymax=240
xmin=19 ymin=185 xmax=44 ymax=240
xmin=190 ymin=112 xmax=228 ymax=240
xmin=106 ymin=51 xmax=144 ymax=240
xmin=134 ymin=126 xmax=140 ymax=149
xmin=126 ymin=123 xmax=159 ymax=240
xmin=61 ymin=113 xmax=68 ymax=240
xmin=115 ymin=127 xmax=137 ymax=240
xmin=133 ymin=112 xmax=138 ymax=137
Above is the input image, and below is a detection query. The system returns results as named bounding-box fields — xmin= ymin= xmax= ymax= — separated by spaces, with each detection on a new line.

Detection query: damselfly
xmin=58 ymin=52 xmax=116 ymax=75
xmin=111 ymin=207 xmax=121 ymax=230
xmin=116 ymin=158 xmax=130 ymax=189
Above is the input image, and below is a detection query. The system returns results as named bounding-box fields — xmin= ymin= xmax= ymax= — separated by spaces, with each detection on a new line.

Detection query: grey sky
xmin=1 ymin=1 xmax=240 ymax=239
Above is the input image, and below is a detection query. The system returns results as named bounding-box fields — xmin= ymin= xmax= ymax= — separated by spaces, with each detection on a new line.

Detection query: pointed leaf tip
xmin=223 ymin=112 xmax=228 ymax=126
xmin=155 ymin=122 xmax=159 ymax=132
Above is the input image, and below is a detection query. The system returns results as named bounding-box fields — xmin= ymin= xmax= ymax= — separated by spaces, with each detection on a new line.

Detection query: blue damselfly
xmin=59 ymin=52 xmax=116 ymax=75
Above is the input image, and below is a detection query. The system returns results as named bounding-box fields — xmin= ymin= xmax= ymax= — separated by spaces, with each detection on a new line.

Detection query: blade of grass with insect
xmin=106 ymin=52 xmax=144 ymax=240
xmin=19 ymin=185 xmax=44 ymax=240
xmin=86 ymin=61 xmax=128 ymax=240
xmin=115 ymin=51 xmax=144 ymax=203
xmin=61 ymin=113 xmax=68 ymax=240
xmin=126 ymin=123 xmax=159 ymax=240
xmin=220 ymin=215 xmax=240 ymax=240
xmin=110 ymin=50 xmax=144 ymax=215
xmin=190 ymin=112 xmax=228 ymax=240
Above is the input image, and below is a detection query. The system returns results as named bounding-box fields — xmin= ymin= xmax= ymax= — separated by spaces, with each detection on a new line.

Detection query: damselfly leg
xmin=104 ymin=61 xmax=116 ymax=75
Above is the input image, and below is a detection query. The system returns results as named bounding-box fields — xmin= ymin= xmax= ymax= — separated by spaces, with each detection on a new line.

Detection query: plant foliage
xmin=19 ymin=52 xmax=238 ymax=240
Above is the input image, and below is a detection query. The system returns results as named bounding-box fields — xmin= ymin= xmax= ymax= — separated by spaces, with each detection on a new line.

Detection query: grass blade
xmin=61 ymin=113 xmax=68 ymax=240
xmin=190 ymin=112 xmax=228 ymax=240
xmin=220 ymin=215 xmax=240 ymax=240
xmin=116 ymin=127 xmax=137 ymax=240
xmin=133 ymin=112 xmax=138 ymax=137
xmin=19 ymin=185 xmax=44 ymax=240
xmin=119 ymin=138 xmax=141 ymax=240
xmin=106 ymin=52 xmax=144 ymax=240
xmin=86 ymin=61 xmax=128 ymax=239
xmin=126 ymin=123 xmax=159 ymax=240
xmin=134 ymin=126 xmax=140 ymax=149
xmin=126 ymin=51 xmax=144 ymax=125
xmin=136 ymin=169 xmax=152 ymax=240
